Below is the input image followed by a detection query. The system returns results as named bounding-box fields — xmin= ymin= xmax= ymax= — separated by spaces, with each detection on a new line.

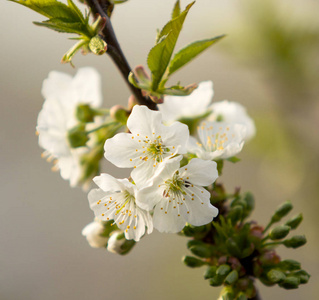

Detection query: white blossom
xmin=208 ymin=100 xmax=256 ymax=141
xmin=137 ymin=156 xmax=218 ymax=233
xmin=88 ymin=174 xmax=153 ymax=242
xmin=36 ymin=67 xmax=102 ymax=186
xmin=159 ymin=81 xmax=214 ymax=123
xmin=104 ymin=105 xmax=189 ymax=187
xmin=187 ymin=121 xmax=246 ymax=160
xmin=82 ymin=221 xmax=108 ymax=248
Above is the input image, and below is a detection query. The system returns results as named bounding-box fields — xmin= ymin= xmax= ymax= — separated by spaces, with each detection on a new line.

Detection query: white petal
xmin=127 ymin=105 xmax=163 ymax=137
xmin=131 ymin=159 xmax=158 ymax=188
xmin=160 ymin=81 xmax=214 ymax=123
xmin=71 ymin=67 xmax=102 ymax=108
xmin=136 ymin=181 xmax=164 ymax=211
xmin=104 ymin=132 xmax=141 ymax=168
xmin=180 ymin=158 xmax=218 ymax=186
xmin=153 ymin=199 xmax=186 ymax=233
xmin=93 ymin=173 xmax=126 ymax=192
xmin=209 ymin=100 xmax=256 ymax=141
xmin=161 ymin=121 xmax=189 ymax=154
xmin=41 ymin=71 xmax=73 ymax=101
xmin=181 ymin=187 xmax=218 ymax=226
xmin=58 ymin=154 xmax=81 ymax=187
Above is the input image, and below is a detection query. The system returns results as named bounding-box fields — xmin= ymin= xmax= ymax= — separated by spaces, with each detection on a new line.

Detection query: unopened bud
xmin=226 ymin=238 xmax=241 ymax=257
xmin=243 ymin=192 xmax=255 ymax=217
xmin=259 ymin=250 xmax=281 ymax=266
xmin=204 ymin=266 xmax=217 ymax=279
xmin=269 ymin=225 xmax=290 ymax=240
xmin=82 ymin=221 xmax=108 ymax=248
xmin=228 ymin=205 xmax=243 ymax=224
xmin=189 ymin=244 xmax=212 ymax=258
xmin=110 ymin=105 xmax=129 ymax=125
xmin=267 ymin=269 xmax=286 ymax=283
xmin=271 ymin=201 xmax=293 ymax=223
xmin=89 ymin=35 xmax=107 ymax=55
xmin=216 ymin=264 xmax=231 ymax=277
xmin=107 ymin=230 xmax=136 ymax=255
xmin=237 ymin=292 xmax=247 ymax=300
xmin=183 ymin=256 xmax=205 ymax=268
xmin=76 ymin=104 xmax=95 ymax=123
xmin=127 ymin=95 xmax=138 ymax=110
xmin=224 ymin=270 xmax=239 ymax=285
xmin=67 ymin=124 xmax=88 ymax=148
xmin=293 ymin=270 xmax=310 ymax=284
xmin=283 ymin=235 xmax=307 ymax=248
xmin=285 ymin=213 xmax=303 ymax=229
xmin=218 ymin=286 xmax=234 ymax=300
xmin=209 ymin=275 xmax=224 ymax=287
xmin=279 ymin=259 xmax=301 ymax=271
xmin=278 ymin=276 xmax=300 ymax=289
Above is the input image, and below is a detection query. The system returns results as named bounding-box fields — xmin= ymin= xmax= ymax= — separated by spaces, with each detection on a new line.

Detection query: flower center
xmin=163 ymin=171 xmax=186 ymax=196
xmin=146 ymin=137 xmax=170 ymax=163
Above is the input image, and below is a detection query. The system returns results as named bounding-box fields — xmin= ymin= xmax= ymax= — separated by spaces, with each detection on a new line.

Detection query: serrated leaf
xmin=34 ymin=19 xmax=87 ymax=35
xmin=148 ymin=1 xmax=195 ymax=90
xmin=10 ymin=0 xmax=80 ymax=20
xmin=168 ymin=35 xmax=225 ymax=75
xmin=67 ymin=0 xmax=86 ymax=22
xmin=172 ymin=0 xmax=181 ymax=19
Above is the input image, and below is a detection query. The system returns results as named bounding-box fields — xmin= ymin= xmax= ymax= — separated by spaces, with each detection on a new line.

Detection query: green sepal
xmin=168 ymin=35 xmax=225 ymax=76
xmin=67 ymin=123 xmax=88 ymax=148
xmin=226 ymin=156 xmax=241 ymax=163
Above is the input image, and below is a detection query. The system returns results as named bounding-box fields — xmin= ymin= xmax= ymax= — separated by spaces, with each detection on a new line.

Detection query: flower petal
xmin=180 ymin=158 xmax=218 ymax=186
xmin=153 ymin=199 xmax=186 ymax=233
xmin=104 ymin=132 xmax=140 ymax=168
xmin=127 ymin=105 xmax=163 ymax=137
xmin=93 ymin=173 xmax=126 ymax=192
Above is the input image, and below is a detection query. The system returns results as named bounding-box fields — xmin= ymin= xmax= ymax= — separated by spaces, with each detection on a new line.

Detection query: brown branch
xmin=85 ymin=0 xmax=157 ymax=110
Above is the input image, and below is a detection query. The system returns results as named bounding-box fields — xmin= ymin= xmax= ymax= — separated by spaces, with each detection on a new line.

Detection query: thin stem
xmin=263 ymin=241 xmax=282 ymax=247
xmin=86 ymin=121 xmax=119 ymax=134
xmin=85 ymin=0 xmax=157 ymax=110
xmin=262 ymin=220 xmax=274 ymax=234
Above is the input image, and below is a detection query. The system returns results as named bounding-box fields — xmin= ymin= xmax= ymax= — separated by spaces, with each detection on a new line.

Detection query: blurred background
xmin=1 ymin=0 xmax=318 ymax=299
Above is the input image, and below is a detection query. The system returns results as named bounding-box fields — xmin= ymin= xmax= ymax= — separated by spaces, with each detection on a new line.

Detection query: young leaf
xmin=10 ymin=0 xmax=80 ymax=20
xmin=168 ymin=35 xmax=225 ymax=75
xmin=148 ymin=1 xmax=195 ymax=90
xmin=172 ymin=0 xmax=181 ymax=19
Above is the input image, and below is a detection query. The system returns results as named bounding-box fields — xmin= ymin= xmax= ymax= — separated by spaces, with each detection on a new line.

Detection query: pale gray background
xmin=1 ymin=1 xmax=318 ymax=300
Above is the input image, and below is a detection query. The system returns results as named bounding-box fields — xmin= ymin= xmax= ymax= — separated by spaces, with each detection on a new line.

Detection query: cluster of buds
xmin=182 ymin=189 xmax=309 ymax=300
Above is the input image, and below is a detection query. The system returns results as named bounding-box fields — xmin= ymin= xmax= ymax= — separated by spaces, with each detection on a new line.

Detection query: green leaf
xmin=10 ymin=0 xmax=80 ymax=20
xmin=171 ymin=0 xmax=181 ymax=19
xmin=168 ymin=35 xmax=225 ymax=75
xmin=34 ymin=19 xmax=87 ymax=35
xmin=147 ymin=1 xmax=195 ymax=90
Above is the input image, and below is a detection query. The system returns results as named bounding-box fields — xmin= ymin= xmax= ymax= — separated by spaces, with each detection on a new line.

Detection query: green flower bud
xmin=278 ymin=276 xmax=300 ymax=289
xmin=189 ymin=245 xmax=212 ymax=258
xmin=89 ymin=35 xmax=107 ymax=55
xmin=267 ymin=269 xmax=286 ymax=283
xmin=107 ymin=231 xmax=136 ymax=255
xmin=228 ymin=205 xmax=243 ymax=224
xmin=218 ymin=286 xmax=235 ymax=300
xmin=285 ymin=213 xmax=303 ymax=229
xmin=279 ymin=259 xmax=301 ymax=271
xmin=216 ymin=264 xmax=232 ymax=277
xmin=224 ymin=270 xmax=239 ymax=285
xmin=204 ymin=266 xmax=217 ymax=279
xmin=110 ymin=105 xmax=129 ymax=125
xmin=67 ymin=124 xmax=89 ymax=148
xmin=283 ymin=235 xmax=307 ymax=248
xmin=237 ymin=292 xmax=248 ymax=300
xmin=293 ymin=270 xmax=310 ymax=284
xmin=209 ymin=275 xmax=224 ymax=287
xmin=271 ymin=201 xmax=293 ymax=223
xmin=182 ymin=256 xmax=205 ymax=268
xmin=269 ymin=225 xmax=291 ymax=240
xmin=76 ymin=104 xmax=95 ymax=123
xmin=226 ymin=238 xmax=241 ymax=257
xmin=243 ymin=192 xmax=255 ymax=217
